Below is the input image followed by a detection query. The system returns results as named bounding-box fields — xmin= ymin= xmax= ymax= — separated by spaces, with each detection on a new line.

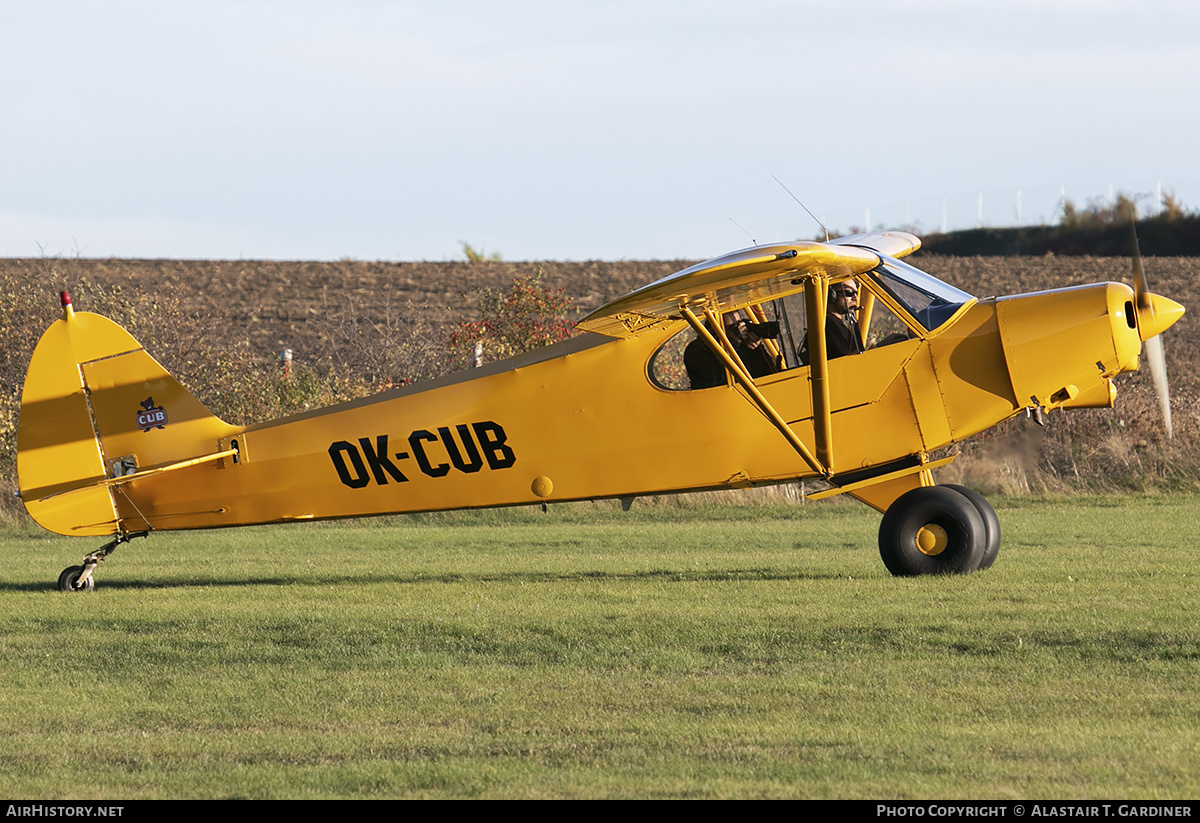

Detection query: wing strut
xmin=804 ymin=274 xmax=835 ymax=469
xmin=680 ymin=305 xmax=828 ymax=477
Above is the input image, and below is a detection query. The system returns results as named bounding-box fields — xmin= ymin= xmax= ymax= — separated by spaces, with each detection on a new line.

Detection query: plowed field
xmin=4 ymin=253 xmax=1194 ymax=391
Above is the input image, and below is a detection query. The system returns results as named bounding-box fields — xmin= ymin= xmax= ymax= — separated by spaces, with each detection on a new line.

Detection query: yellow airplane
xmin=16 ymin=230 xmax=1184 ymax=590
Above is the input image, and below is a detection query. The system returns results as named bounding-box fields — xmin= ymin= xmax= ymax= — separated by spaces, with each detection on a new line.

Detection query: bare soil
xmin=2 ymin=257 xmax=684 ymax=362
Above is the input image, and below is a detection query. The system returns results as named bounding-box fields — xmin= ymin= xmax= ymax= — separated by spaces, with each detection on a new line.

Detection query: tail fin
xmin=17 ymin=294 xmax=237 ymax=536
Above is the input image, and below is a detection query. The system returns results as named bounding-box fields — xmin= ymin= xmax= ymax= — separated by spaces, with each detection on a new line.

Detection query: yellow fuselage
xmin=20 ymin=279 xmax=1151 ymax=537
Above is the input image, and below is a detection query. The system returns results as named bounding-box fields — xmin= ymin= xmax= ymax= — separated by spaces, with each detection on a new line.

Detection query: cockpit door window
xmin=871 ymin=257 xmax=974 ymax=331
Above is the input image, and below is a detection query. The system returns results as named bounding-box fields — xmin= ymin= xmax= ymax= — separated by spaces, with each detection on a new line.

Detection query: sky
xmin=3 ymin=0 xmax=1198 ymax=262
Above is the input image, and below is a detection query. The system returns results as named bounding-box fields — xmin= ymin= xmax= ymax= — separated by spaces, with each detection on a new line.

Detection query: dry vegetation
xmin=2 ymin=252 xmax=1197 ymax=521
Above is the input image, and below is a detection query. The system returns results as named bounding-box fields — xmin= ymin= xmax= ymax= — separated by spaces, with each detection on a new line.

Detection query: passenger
xmin=729 ymin=317 xmax=781 ymax=378
xmin=683 ymin=329 xmax=724 ymax=389
xmin=684 ymin=313 xmax=782 ymax=389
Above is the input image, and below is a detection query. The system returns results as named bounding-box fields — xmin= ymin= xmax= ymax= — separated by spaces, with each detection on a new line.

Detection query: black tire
xmin=878 ymin=486 xmax=986 ymax=576
xmin=943 ymin=484 xmax=1001 ymax=571
xmin=57 ymin=565 xmax=94 ymax=592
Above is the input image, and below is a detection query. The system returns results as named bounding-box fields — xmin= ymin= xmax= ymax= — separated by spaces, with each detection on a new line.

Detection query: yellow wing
xmin=577 ymin=231 xmax=920 ymax=338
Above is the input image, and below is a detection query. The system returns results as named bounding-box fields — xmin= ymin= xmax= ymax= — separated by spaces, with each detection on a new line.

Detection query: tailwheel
xmin=879 ymin=486 xmax=986 ymax=576
xmin=57 ymin=565 xmax=95 ymax=592
xmin=54 ymin=530 xmax=149 ymax=592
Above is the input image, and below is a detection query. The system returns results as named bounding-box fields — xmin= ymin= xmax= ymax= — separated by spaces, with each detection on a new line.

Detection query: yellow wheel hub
xmin=916 ymin=524 xmax=949 ymax=556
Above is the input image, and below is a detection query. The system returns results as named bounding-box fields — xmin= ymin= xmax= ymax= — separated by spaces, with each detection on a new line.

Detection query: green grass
xmin=1 ymin=495 xmax=1198 ymax=799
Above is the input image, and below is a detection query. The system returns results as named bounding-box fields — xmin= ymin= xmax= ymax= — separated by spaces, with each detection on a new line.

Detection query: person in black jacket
xmin=683 ymin=327 xmax=725 ymax=389
xmin=799 ymin=280 xmax=864 ymax=366
xmin=684 ymin=313 xmax=782 ymax=389
xmin=825 ymin=280 xmax=864 ymax=360
xmin=730 ymin=317 xmax=781 ymax=378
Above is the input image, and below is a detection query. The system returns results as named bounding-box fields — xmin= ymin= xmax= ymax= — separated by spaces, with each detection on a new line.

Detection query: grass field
xmin=1 ymin=495 xmax=1198 ymax=799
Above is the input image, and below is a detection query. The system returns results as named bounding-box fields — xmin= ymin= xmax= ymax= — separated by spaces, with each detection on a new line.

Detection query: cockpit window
xmin=870 ymin=256 xmax=974 ymax=331
xmin=648 ymin=258 xmax=968 ymax=391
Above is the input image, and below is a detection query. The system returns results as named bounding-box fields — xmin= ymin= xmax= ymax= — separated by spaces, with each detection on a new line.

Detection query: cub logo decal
xmin=136 ymin=397 xmax=168 ymax=432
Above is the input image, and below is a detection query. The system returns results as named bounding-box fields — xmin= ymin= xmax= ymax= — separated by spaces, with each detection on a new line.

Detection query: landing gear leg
xmin=57 ymin=531 xmax=149 ymax=592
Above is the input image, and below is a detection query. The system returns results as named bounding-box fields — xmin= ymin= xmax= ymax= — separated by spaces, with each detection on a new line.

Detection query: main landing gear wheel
xmin=57 ymin=565 xmax=95 ymax=592
xmin=878 ymin=486 xmax=987 ymax=576
xmin=943 ymin=484 xmax=1000 ymax=571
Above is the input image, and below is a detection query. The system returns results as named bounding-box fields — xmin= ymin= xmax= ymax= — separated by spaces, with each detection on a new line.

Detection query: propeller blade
xmin=1131 ymin=222 xmax=1151 ymax=311
xmin=1144 ymin=333 xmax=1173 ymax=438
xmin=1128 ymin=221 xmax=1180 ymax=438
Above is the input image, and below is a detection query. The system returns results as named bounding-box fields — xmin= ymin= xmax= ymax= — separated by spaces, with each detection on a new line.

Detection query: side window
xmin=648 ymin=327 xmax=698 ymax=390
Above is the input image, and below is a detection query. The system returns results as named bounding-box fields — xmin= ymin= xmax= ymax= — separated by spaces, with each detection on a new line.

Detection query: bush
xmin=310 ymin=293 xmax=452 ymax=389
xmin=444 ymin=270 xmax=578 ymax=367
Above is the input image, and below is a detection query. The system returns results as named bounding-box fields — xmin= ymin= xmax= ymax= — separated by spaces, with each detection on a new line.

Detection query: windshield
xmin=869 ymin=256 xmax=975 ymax=331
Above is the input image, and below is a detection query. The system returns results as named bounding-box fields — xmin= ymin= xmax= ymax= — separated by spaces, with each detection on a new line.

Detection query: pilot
xmin=797 ymin=280 xmax=864 ymax=366
xmin=825 ymin=280 xmax=864 ymax=360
